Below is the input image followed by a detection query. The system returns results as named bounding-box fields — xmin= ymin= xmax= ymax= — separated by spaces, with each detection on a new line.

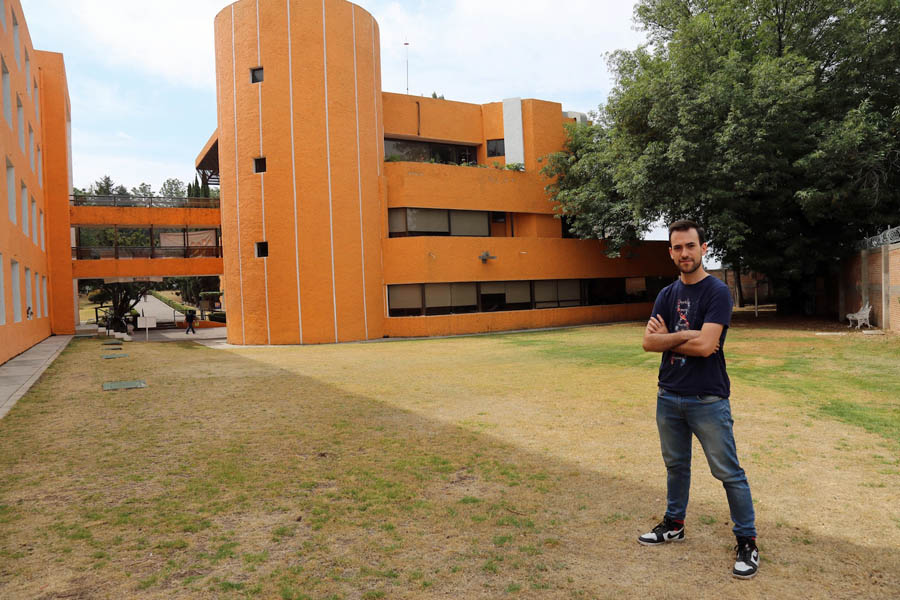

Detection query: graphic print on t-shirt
xmin=670 ymin=299 xmax=691 ymax=367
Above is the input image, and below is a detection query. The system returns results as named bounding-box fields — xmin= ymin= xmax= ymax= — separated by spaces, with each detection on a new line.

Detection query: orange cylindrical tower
xmin=214 ymin=0 xmax=384 ymax=345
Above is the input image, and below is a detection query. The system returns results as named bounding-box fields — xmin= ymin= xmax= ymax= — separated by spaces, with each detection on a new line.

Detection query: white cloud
xmin=22 ymin=0 xmax=229 ymax=90
xmin=369 ymin=0 xmax=646 ymax=112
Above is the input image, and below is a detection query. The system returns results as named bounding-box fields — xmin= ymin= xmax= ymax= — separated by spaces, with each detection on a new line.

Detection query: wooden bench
xmin=846 ymin=303 xmax=872 ymax=329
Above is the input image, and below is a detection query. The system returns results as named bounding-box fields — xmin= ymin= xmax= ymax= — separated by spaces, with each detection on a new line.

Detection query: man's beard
xmin=678 ymin=259 xmax=702 ymax=274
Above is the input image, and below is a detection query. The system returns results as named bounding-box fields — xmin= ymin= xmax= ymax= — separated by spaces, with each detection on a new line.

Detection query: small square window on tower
xmin=255 ymin=241 xmax=268 ymax=258
xmin=250 ymin=67 xmax=264 ymax=83
xmin=254 ymin=157 xmax=266 ymax=173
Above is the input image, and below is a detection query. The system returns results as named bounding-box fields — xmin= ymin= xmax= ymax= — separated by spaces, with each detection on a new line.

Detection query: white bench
xmin=846 ymin=303 xmax=872 ymax=329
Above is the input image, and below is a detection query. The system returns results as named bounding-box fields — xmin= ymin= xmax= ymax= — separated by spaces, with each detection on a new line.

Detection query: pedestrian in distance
xmin=639 ymin=219 xmax=759 ymax=579
xmin=185 ymin=310 xmax=197 ymax=335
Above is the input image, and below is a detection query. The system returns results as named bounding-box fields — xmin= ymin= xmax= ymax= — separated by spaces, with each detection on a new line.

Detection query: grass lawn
xmin=0 ymin=318 xmax=898 ymax=598
xmin=77 ymin=295 xmax=102 ymax=324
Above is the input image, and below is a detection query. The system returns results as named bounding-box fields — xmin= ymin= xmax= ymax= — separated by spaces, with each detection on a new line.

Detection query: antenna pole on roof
xmin=404 ymin=40 xmax=410 ymax=94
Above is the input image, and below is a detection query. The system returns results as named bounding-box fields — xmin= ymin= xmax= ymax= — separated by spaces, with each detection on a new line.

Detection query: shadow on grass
xmin=0 ymin=338 xmax=897 ymax=599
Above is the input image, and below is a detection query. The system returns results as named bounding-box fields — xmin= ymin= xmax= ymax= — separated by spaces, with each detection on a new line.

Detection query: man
xmin=185 ymin=310 xmax=197 ymax=335
xmin=639 ymin=220 xmax=759 ymax=579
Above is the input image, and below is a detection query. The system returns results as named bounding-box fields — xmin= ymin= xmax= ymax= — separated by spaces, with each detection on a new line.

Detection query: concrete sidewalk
xmin=0 ymin=335 xmax=73 ymax=420
xmin=132 ymin=327 xmax=226 ymax=342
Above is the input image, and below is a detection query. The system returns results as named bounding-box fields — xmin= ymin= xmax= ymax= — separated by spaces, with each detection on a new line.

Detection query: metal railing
xmin=859 ymin=225 xmax=900 ymax=249
xmin=73 ymin=246 xmax=223 ymax=260
xmin=71 ymin=195 xmax=220 ymax=209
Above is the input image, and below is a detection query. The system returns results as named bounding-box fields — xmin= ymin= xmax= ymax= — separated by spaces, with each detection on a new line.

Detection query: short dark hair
xmin=668 ymin=220 xmax=706 ymax=245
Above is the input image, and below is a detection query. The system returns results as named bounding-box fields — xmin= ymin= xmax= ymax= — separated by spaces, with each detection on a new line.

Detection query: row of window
xmin=0 ymin=252 xmax=48 ymax=326
xmin=389 ymin=207 xmax=504 ymax=237
xmin=72 ymin=226 xmax=222 ymax=260
xmin=5 ymin=160 xmax=44 ymax=248
xmin=385 ymin=138 xmax=478 ymax=166
xmin=387 ymin=276 xmax=673 ymax=317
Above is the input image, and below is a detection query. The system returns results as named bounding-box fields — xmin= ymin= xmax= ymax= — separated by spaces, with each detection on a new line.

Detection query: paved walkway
xmin=133 ymin=294 xmax=180 ymax=323
xmin=133 ymin=327 xmax=226 ymax=342
xmin=0 ymin=335 xmax=73 ymax=420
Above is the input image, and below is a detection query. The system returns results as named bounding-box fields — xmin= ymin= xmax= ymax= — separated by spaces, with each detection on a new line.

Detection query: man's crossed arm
xmin=641 ymin=315 xmax=722 ymax=358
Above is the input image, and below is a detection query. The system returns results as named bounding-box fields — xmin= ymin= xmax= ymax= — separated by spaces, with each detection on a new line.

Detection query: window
xmin=12 ymin=10 xmax=19 ymax=68
xmin=10 ymin=259 xmax=19 ymax=322
xmin=480 ymin=281 xmax=532 ymax=312
xmin=449 ymin=210 xmax=489 ymax=236
xmin=24 ymin=50 xmax=29 ymax=97
xmin=1 ymin=56 xmax=9 ymax=125
xmin=250 ymin=67 xmax=264 ymax=83
xmin=33 ymin=79 xmax=39 ymax=124
xmin=20 ymin=182 xmax=26 ymax=234
xmin=16 ymin=94 xmax=23 ymax=151
xmin=253 ymin=157 xmax=266 ymax=173
xmin=388 ymin=284 xmax=423 ymax=317
xmin=0 ymin=253 xmax=5 ymax=326
xmin=255 ymin=241 xmax=268 ymax=258
xmin=486 ymin=139 xmax=505 ymax=157
xmin=28 ymin=123 xmax=33 ymax=169
xmin=6 ymin=160 xmax=14 ymax=223
xmin=39 ymin=209 xmax=44 ymax=249
xmin=24 ymin=266 xmax=31 ymax=318
xmin=33 ymin=271 xmax=39 ymax=319
xmin=31 ymin=198 xmax=36 ymax=242
xmin=384 ymin=138 xmax=477 ymax=166
xmin=0 ymin=0 xmax=6 ymax=30
xmin=407 ymin=208 xmax=448 ymax=235
xmin=42 ymin=275 xmax=47 ymax=317
xmin=388 ymin=208 xmax=490 ymax=238
xmin=36 ymin=146 xmax=41 ymax=185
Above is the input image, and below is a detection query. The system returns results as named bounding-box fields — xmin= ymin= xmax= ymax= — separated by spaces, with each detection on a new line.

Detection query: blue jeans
xmin=656 ymin=387 xmax=756 ymax=538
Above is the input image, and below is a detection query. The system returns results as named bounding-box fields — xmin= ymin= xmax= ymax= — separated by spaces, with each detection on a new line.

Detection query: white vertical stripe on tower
xmin=231 ymin=5 xmax=247 ymax=345
xmin=351 ymin=6 xmax=369 ymax=340
xmin=371 ymin=21 xmax=380 ymax=177
xmin=256 ymin=0 xmax=271 ymax=344
xmin=286 ymin=0 xmax=303 ymax=344
xmin=322 ymin=0 xmax=338 ymax=342
xmin=372 ymin=21 xmax=387 ymax=319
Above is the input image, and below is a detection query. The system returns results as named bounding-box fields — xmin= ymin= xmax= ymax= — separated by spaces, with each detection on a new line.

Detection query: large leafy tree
xmin=545 ymin=0 xmax=900 ymax=312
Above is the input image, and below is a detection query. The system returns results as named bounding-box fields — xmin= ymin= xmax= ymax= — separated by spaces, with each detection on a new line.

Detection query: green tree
xmin=545 ymin=0 xmax=900 ymax=313
xmin=159 ymin=177 xmax=187 ymax=198
xmin=89 ymin=282 xmax=156 ymax=332
xmin=130 ymin=182 xmax=154 ymax=197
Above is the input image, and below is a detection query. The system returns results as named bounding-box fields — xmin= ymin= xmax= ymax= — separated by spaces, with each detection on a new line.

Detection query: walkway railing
xmin=73 ymin=246 xmax=223 ymax=260
xmin=71 ymin=195 xmax=220 ymax=209
xmin=859 ymin=225 xmax=900 ymax=249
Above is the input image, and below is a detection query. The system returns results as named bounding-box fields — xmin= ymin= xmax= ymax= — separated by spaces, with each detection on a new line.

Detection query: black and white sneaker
xmin=733 ymin=537 xmax=759 ymax=579
xmin=637 ymin=516 xmax=685 ymax=546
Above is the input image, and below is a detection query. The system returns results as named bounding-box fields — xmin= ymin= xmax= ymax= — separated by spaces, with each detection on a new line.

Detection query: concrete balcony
xmin=382 ymin=236 xmax=674 ymax=284
xmin=70 ymin=195 xmax=221 ymax=228
xmin=383 ymin=161 xmax=555 ymax=214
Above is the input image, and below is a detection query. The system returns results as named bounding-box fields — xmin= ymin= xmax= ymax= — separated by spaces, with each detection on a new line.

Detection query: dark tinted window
xmin=486 ymin=139 xmax=505 ymax=157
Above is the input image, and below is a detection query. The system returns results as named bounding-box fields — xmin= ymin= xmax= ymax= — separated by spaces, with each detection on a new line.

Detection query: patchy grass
xmin=0 ymin=322 xmax=898 ymax=598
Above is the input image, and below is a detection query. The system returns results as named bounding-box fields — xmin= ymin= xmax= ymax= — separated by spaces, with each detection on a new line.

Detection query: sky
xmin=20 ymin=0 xmax=680 ymax=243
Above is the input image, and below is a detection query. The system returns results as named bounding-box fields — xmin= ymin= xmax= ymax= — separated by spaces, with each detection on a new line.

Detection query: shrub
xmin=209 ymin=312 xmax=227 ymax=323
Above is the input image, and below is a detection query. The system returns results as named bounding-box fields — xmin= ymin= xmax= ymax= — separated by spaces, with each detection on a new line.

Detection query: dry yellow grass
xmin=0 ymin=319 xmax=898 ymax=599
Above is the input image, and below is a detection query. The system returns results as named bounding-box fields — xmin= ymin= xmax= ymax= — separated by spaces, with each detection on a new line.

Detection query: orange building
xmin=197 ymin=0 xmax=676 ymax=345
xmin=3 ymin=0 xmax=677 ymax=366
xmin=0 ymin=0 xmax=75 ymax=366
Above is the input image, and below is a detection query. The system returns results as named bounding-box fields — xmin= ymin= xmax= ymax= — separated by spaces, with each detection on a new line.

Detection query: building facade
xmin=199 ymin=0 xmax=676 ymax=346
xmin=0 ymin=0 xmax=74 ymax=366
xmin=3 ymin=0 xmax=678 ymax=366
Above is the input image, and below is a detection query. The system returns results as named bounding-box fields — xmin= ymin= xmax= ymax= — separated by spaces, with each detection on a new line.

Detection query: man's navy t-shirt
xmin=650 ymin=275 xmax=733 ymax=398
